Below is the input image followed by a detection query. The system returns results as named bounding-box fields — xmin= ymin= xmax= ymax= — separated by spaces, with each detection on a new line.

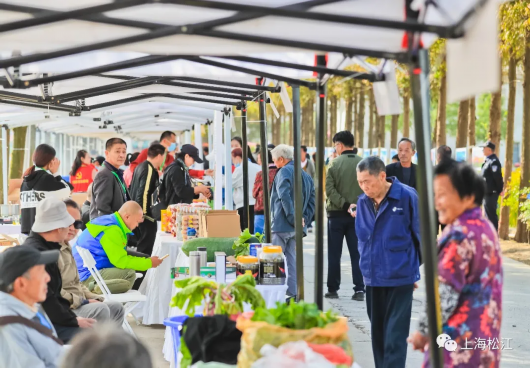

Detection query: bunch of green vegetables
xmin=171 ymin=274 xmax=265 ymax=317
xmin=251 ymin=301 xmax=338 ymax=330
xmin=232 ymin=228 xmax=264 ymax=257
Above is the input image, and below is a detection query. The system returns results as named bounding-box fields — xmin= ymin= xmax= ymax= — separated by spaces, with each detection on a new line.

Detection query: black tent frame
xmin=0 ymin=1 xmax=493 ymax=366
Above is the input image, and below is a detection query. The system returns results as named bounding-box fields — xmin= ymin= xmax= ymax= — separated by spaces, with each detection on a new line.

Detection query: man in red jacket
xmin=130 ymin=131 xmax=207 ymax=179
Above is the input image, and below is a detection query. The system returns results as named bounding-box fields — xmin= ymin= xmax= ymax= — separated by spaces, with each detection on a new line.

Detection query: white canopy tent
xmin=0 ymin=2 xmax=502 ymax=366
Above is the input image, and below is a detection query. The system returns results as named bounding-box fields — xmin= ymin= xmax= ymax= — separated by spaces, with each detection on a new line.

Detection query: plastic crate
xmin=163 ymin=315 xmax=201 ymax=367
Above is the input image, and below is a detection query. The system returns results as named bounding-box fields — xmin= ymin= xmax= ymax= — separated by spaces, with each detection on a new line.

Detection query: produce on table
xmin=236 ymin=301 xmax=353 ymax=368
xmin=232 ymin=228 xmax=264 ymax=258
xmin=182 ymin=237 xmax=238 ymax=261
xmin=171 ymin=274 xmax=265 ymax=317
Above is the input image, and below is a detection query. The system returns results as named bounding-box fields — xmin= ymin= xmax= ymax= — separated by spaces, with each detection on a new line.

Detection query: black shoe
xmin=286 ymin=295 xmax=295 ymax=304
xmin=352 ymin=291 xmax=365 ymax=301
xmin=325 ymin=291 xmax=339 ymax=299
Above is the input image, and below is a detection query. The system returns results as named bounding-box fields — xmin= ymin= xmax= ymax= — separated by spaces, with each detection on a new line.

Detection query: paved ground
xmin=132 ymin=231 xmax=530 ymax=367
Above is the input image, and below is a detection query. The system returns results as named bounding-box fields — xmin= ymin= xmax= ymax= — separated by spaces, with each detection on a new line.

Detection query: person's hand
xmin=348 ymin=204 xmax=357 ymax=218
xmin=302 ymin=218 xmax=305 ymax=227
xmin=77 ymin=317 xmax=96 ymax=328
xmin=151 ymin=256 xmax=163 ymax=268
xmin=194 ymin=186 xmax=211 ymax=198
xmin=414 ymin=282 xmax=419 ymax=290
xmin=88 ymin=299 xmax=101 ymax=303
xmin=205 ymin=169 xmax=214 ymax=176
xmin=49 ymin=157 xmax=60 ymax=174
xmin=408 ymin=331 xmax=429 ymax=352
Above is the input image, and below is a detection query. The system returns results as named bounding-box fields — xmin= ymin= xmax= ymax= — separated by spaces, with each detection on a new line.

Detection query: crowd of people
xmin=0 ymin=127 xmax=505 ymax=368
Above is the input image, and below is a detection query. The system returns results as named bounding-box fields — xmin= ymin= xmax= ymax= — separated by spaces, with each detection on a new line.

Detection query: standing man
xmin=270 ymin=145 xmax=315 ymax=301
xmin=354 ymin=156 xmax=421 ymax=368
xmin=129 ymin=131 xmax=177 ymax=173
xmin=386 ymin=137 xmax=417 ymax=190
xmin=130 ymin=144 xmax=166 ymax=255
xmin=301 ymin=145 xmax=315 ymax=180
xmin=325 ymin=131 xmax=365 ymax=301
xmin=90 ymin=138 xmax=130 ymax=220
xmin=480 ymin=141 xmax=503 ymax=231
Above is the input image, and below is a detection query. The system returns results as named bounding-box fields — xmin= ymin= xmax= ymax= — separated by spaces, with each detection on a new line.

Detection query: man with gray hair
xmin=354 ymin=156 xmax=421 ymax=368
xmin=270 ymin=144 xmax=315 ymax=301
xmin=386 ymin=137 xmax=417 ymax=189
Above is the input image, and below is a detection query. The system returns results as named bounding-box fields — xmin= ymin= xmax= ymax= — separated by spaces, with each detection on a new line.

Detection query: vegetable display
xmin=232 ymin=229 xmax=264 ymax=258
xmin=181 ymin=237 xmax=238 ymax=261
xmin=171 ymin=274 xmax=265 ymax=317
xmin=251 ymin=301 xmax=338 ymax=330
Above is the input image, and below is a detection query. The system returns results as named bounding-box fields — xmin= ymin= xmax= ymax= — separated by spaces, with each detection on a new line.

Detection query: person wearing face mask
xmin=92 ymin=156 xmax=105 ymax=171
xmin=69 ymin=150 xmax=97 ymax=193
xmin=157 ymin=144 xmax=212 ymax=206
xmin=232 ymin=148 xmax=262 ymax=232
xmin=129 ymin=131 xmax=178 ymax=174
xmin=21 ymin=144 xmax=72 ymax=235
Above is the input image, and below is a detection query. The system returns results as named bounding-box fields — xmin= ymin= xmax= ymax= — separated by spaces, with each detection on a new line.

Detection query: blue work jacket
xmin=355 ymin=177 xmax=421 ymax=287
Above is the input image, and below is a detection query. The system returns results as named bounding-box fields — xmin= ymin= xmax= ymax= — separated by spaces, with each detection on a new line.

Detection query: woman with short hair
xmin=409 ymin=159 xmax=503 ymax=367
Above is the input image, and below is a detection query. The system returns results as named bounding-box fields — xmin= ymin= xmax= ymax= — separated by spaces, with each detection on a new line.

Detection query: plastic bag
xmin=251 ymin=341 xmax=335 ymax=368
xmin=236 ymin=315 xmax=353 ymax=368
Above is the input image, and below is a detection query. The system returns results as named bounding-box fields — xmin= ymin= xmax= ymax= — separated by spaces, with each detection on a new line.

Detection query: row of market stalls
xmin=0 ymin=1 xmax=501 ymax=366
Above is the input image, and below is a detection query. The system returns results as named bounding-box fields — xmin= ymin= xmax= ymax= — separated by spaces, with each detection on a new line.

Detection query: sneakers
xmin=324 ymin=291 xmax=339 ymax=299
xmin=352 ymin=291 xmax=365 ymax=301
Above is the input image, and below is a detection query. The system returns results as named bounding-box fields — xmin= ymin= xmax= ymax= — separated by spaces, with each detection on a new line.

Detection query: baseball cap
xmin=32 ymin=197 xmax=75 ymax=233
xmin=181 ymin=144 xmax=203 ymax=164
xmin=0 ymin=246 xmax=59 ymax=287
xmin=480 ymin=141 xmax=496 ymax=151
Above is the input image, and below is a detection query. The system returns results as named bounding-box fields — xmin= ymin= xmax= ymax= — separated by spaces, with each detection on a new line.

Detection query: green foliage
xmin=232 ymin=228 xmax=264 ymax=257
xmin=474 ymin=94 xmax=508 ymax=142
xmin=251 ymin=301 xmax=338 ymax=330
xmin=180 ymin=328 xmax=192 ymax=368
xmin=519 ymin=187 xmax=530 ymax=233
xmin=501 ymin=168 xmax=522 ymax=228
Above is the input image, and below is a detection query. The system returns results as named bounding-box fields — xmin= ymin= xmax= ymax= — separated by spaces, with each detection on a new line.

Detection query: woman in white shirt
xmin=231 ymin=148 xmax=262 ymax=233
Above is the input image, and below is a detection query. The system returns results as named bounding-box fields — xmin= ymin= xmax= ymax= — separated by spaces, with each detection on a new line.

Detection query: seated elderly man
xmin=74 ymin=201 xmax=163 ymax=294
xmin=59 ymin=199 xmax=125 ymax=325
xmin=0 ymin=246 xmax=64 ymax=368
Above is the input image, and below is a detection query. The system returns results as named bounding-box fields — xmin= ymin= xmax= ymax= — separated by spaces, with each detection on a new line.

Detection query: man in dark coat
xmin=480 ymin=141 xmax=503 ymax=231
xmin=386 ymin=138 xmax=417 ymax=190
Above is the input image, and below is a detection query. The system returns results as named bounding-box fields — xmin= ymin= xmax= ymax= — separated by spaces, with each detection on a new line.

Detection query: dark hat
xmin=480 ymin=141 xmax=496 ymax=151
xmin=181 ymin=144 xmax=203 ymax=163
xmin=0 ymin=246 xmax=59 ymax=287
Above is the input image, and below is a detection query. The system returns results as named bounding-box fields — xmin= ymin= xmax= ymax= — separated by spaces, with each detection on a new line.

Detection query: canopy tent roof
xmin=0 ymin=0 xmax=489 ymax=137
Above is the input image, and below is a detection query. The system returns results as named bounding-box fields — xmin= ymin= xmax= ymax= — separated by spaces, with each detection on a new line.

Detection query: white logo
xmin=437 ymin=334 xmax=457 ymax=352
xmin=392 ymin=207 xmax=403 ymax=212
xmin=492 ymin=166 xmax=498 ymax=172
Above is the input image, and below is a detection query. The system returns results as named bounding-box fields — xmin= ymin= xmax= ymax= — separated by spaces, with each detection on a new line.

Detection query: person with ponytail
xmin=123 ymin=152 xmax=140 ymax=188
xmin=70 ymin=150 xmax=97 ymax=193
xmin=20 ymin=144 xmax=72 ymax=234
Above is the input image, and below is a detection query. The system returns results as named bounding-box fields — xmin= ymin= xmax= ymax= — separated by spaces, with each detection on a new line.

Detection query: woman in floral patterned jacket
xmin=409 ymin=159 xmax=503 ymax=367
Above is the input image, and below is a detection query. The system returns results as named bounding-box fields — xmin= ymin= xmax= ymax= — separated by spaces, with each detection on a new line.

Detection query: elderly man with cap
xmin=481 ymin=140 xmax=504 ymax=231
xmin=0 ymin=246 xmax=64 ymax=368
xmin=22 ymin=197 xmax=96 ymax=344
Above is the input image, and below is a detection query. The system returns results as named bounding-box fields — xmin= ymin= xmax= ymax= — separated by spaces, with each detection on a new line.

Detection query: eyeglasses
xmin=73 ymin=220 xmax=84 ymax=230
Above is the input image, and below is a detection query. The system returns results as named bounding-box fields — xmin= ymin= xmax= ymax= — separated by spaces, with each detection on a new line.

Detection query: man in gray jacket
xmin=0 ymin=246 xmax=64 ymax=368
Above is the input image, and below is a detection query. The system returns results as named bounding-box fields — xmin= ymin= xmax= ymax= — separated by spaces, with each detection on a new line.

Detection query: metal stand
xmin=292 ymin=85 xmax=304 ymax=301
xmin=314 ymin=55 xmax=327 ymax=310
xmin=410 ymin=49 xmax=443 ymax=368
xmin=241 ymin=103 xmax=250 ymax=230
xmin=258 ymin=92 xmax=271 ymax=241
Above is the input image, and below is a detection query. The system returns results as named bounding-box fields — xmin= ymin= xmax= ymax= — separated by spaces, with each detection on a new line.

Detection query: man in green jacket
xmin=325 ymin=131 xmax=365 ymax=301
xmin=74 ymin=201 xmax=163 ymax=294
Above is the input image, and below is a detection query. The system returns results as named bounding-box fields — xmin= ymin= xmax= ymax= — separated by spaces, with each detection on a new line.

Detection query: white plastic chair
xmin=76 ymin=246 xmax=147 ymax=337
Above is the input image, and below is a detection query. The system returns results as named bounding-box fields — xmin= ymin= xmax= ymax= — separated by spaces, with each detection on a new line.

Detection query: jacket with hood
xmin=158 ymin=159 xmax=197 ymax=206
xmin=20 ymin=169 xmax=71 ymax=234
xmin=0 ymin=292 xmax=64 ymax=368
xmin=129 ymin=160 xmax=159 ymax=217
xmin=73 ymin=212 xmax=152 ymax=281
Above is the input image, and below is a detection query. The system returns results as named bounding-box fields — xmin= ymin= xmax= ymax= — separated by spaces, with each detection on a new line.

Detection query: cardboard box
xmin=204 ymin=210 xmax=240 ymax=238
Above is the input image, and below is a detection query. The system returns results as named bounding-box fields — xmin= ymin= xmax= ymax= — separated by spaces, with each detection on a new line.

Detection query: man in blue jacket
xmin=270 ymin=144 xmax=315 ymax=301
xmin=354 ymin=156 xmax=421 ymax=368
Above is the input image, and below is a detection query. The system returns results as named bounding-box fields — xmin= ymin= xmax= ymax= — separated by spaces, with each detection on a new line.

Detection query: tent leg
xmin=223 ymin=110 xmax=233 ymax=210
xmin=194 ymin=123 xmax=203 ymax=170
xmin=410 ymin=49 xmax=443 ymax=368
xmin=292 ymin=85 xmax=304 ymax=301
xmin=2 ymin=126 xmax=8 ymax=205
xmin=259 ymin=95 xmax=271 ymax=241
xmin=314 ymin=55 xmax=327 ymax=310
xmin=241 ymin=104 xmax=250 ymax=230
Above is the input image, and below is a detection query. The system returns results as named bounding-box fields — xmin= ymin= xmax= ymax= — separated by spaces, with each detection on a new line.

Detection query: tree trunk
xmin=345 ymin=98 xmax=353 ymax=133
xmin=390 ymin=115 xmax=399 ymax=148
xmin=467 ymin=97 xmax=476 ymax=163
xmin=455 ymin=100 xmax=470 ymax=148
xmin=516 ymin=33 xmax=530 ymax=243
xmin=368 ymin=90 xmax=375 ymax=148
xmin=9 ymin=126 xmax=28 ymax=179
xmin=357 ymin=86 xmax=365 ymax=148
xmin=436 ymin=73 xmax=447 ymax=146
xmin=500 ymin=54 xmax=517 ymax=240
xmin=273 ymin=111 xmax=281 ymax=146
xmin=353 ymin=88 xmax=359 ymax=136
xmin=489 ymin=91 xmax=502 ymax=151
xmin=329 ymin=95 xmax=338 ymax=146
xmin=378 ymin=116 xmax=386 ymax=148
xmin=403 ymin=88 xmax=410 ymax=138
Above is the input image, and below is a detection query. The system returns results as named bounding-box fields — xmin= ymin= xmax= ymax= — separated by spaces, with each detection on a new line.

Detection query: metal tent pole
xmin=410 ymin=49 xmax=443 ymax=368
xmin=241 ymin=104 xmax=250 ymax=230
xmin=224 ymin=110 xmax=233 ymax=210
xmin=258 ymin=93 xmax=271 ymax=241
xmin=1 ymin=126 xmax=8 ymax=204
xmin=314 ymin=55 xmax=327 ymax=310
xmin=292 ymin=85 xmax=304 ymax=301
xmin=194 ymin=123 xmax=203 ymax=169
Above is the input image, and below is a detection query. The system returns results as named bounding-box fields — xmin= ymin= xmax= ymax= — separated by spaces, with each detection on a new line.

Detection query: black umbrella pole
xmin=259 ymin=95 xmax=271 ymax=241
xmin=292 ymin=85 xmax=304 ymax=301
xmin=241 ymin=105 xmax=250 ymax=230
xmin=410 ymin=49 xmax=443 ymax=368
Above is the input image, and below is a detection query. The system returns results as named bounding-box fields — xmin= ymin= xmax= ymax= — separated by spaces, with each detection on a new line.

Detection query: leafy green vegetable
xmin=179 ymin=327 xmax=192 ymax=368
xmin=232 ymin=229 xmax=265 ymax=257
xmin=251 ymin=301 xmax=338 ymax=330
xmin=171 ymin=274 xmax=265 ymax=317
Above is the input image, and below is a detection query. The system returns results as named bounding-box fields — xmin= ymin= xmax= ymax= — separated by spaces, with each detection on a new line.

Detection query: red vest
xmin=70 ymin=164 xmax=94 ymax=192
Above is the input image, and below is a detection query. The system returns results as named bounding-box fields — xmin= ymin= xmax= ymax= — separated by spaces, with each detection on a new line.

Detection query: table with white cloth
xmin=135 ymin=231 xmax=183 ymax=325
xmin=0 ymin=224 xmax=21 ymax=235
